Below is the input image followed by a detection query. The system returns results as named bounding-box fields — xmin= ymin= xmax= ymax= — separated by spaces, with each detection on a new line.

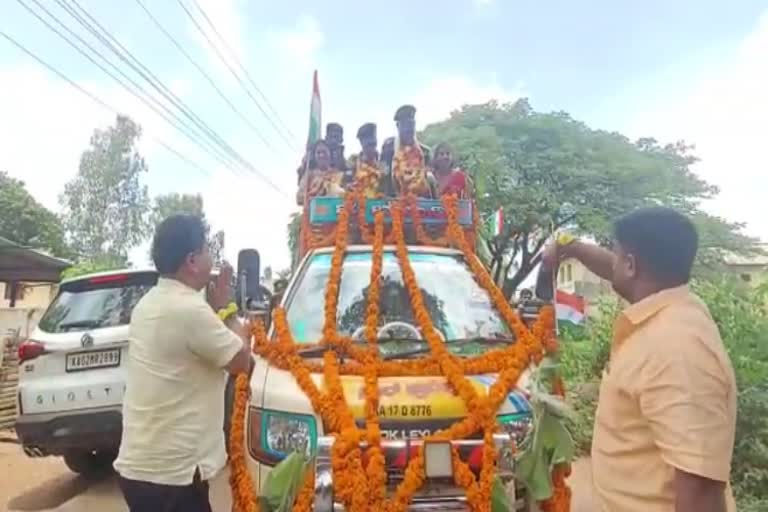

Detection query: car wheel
xmin=63 ymin=450 xmax=116 ymax=476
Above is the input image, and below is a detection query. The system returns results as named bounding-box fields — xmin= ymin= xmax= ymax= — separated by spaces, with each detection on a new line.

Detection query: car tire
xmin=63 ymin=450 xmax=116 ymax=476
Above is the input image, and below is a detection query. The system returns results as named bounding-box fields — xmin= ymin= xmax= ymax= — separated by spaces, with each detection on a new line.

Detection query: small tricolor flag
xmin=306 ymin=70 xmax=322 ymax=148
xmin=555 ymin=289 xmax=586 ymax=325
xmin=489 ymin=207 xmax=504 ymax=237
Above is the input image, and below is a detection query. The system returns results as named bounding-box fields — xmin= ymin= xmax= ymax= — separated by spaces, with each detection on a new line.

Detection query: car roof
xmin=60 ymin=267 xmax=157 ymax=285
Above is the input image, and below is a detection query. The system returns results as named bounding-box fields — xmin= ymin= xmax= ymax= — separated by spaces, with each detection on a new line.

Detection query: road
xmin=1 ymin=436 xmax=595 ymax=511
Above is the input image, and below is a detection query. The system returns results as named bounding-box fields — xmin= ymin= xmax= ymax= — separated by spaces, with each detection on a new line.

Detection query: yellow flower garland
xmin=228 ymin=193 xmax=570 ymax=512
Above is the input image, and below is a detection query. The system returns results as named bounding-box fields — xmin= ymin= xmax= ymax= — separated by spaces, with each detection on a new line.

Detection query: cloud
xmin=268 ymin=15 xmax=325 ymax=66
xmin=0 ymin=64 xmax=190 ymax=210
xmin=624 ymin=11 xmax=768 ymax=241
xmin=411 ymin=76 xmax=523 ymax=125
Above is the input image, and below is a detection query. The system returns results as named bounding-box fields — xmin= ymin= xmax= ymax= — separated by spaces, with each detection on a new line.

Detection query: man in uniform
xmin=349 ymin=122 xmax=386 ymax=197
xmin=381 ymin=105 xmax=434 ymax=197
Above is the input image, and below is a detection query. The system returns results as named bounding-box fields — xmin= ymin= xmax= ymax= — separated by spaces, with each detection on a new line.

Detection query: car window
xmin=37 ymin=272 xmax=158 ymax=333
xmin=285 ymin=252 xmax=511 ymax=347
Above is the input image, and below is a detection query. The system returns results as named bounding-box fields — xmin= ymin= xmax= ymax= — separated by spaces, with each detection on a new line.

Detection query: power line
xmin=56 ymin=0 xmax=255 ymax=177
xmin=176 ymin=0 xmax=297 ymax=153
xmin=57 ymin=0 xmax=290 ymax=198
xmin=0 ymin=29 xmax=211 ymax=178
xmin=132 ymin=0 xmax=287 ymax=154
xmin=189 ymin=0 xmax=299 ymax=146
xmin=17 ymin=0 xmax=240 ymax=175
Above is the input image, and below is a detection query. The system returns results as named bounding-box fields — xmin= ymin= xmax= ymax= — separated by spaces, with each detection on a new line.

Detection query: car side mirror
xmin=237 ymin=249 xmax=266 ymax=314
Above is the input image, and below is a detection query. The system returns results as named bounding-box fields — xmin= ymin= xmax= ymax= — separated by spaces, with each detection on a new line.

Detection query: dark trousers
xmin=117 ymin=469 xmax=212 ymax=512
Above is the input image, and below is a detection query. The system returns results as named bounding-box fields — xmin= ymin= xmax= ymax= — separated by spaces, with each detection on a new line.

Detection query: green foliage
xmin=60 ymin=257 xmax=125 ymax=280
xmin=563 ymin=278 xmax=768 ymax=509
xmin=260 ymin=452 xmax=311 ymax=512
xmin=148 ymin=193 xmax=225 ymax=265
xmin=60 ymin=115 xmax=151 ymax=262
xmin=0 ymin=171 xmax=69 ymax=257
xmin=150 ymin=193 xmax=207 ymax=231
xmin=516 ymin=357 xmax=576 ymax=500
xmin=421 ymin=100 xmax=757 ymax=297
xmin=287 ymin=212 xmax=301 ymax=268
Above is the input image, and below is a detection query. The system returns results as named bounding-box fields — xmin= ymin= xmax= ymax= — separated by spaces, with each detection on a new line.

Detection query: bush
xmin=562 ymin=278 xmax=768 ymax=509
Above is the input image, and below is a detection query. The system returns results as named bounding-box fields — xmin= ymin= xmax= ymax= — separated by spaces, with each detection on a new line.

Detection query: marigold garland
xmin=229 ymin=192 xmax=569 ymax=512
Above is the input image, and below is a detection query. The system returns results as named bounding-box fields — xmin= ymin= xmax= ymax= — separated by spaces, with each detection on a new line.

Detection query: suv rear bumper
xmin=15 ymin=407 xmax=122 ymax=457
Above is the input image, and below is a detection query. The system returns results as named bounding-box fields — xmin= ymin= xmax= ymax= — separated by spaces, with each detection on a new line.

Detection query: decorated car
xmin=225 ymin=190 xmax=574 ymax=511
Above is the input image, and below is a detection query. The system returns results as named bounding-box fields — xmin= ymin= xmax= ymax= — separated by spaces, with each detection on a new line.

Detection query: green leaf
xmin=262 ymin=452 xmax=310 ymax=512
xmin=491 ymin=476 xmax=513 ymax=512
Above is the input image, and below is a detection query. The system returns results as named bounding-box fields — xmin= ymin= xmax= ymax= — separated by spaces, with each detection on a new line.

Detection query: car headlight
xmin=498 ymin=412 xmax=532 ymax=444
xmin=248 ymin=407 xmax=317 ymax=465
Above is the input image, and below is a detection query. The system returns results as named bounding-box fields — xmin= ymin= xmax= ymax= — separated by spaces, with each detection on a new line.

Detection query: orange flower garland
xmin=229 ymin=192 xmax=569 ymax=512
xmin=363 ymin=210 xmax=387 ymax=507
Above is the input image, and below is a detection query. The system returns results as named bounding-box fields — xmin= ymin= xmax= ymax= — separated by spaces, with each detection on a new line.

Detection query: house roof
xmin=0 ymin=236 xmax=72 ymax=282
xmin=723 ymin=244 xmax=768 ymax=266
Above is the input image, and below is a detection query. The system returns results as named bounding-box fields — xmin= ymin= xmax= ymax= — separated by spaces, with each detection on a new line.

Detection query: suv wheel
xmin=63 ymin=450 xmax=116 ymax=476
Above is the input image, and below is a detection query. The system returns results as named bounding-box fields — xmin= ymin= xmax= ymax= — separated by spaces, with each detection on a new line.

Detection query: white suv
xmin=14 ymin=268 xmax=158 ymax=475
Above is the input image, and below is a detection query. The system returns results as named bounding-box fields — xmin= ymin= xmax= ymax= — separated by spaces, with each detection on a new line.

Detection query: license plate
xmin=66 ymin=349 xmax=121 ymax=372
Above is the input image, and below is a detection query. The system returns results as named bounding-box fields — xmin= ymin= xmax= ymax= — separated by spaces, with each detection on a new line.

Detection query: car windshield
xmin=37 ymin=272 xmax=157 ymax=333
xmin=285 ymin=251 xmax=512 ymax=357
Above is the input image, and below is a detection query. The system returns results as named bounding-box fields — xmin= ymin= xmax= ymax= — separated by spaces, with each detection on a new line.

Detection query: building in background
xmin=724 ymin=244 xmax=768 ymax=287
xmin=0 ymin=236 xmax=70 ymax=336
xmin=557 ymin=259 xmax=615 ymax=317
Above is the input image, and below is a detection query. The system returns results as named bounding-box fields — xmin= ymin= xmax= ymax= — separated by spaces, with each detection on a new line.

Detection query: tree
xmin=287 ymin=212 xmax=301 ymax=268
xmin=60 ymin=115 xmax=151 ymax=263
xmin=421 ymin=100 xmax=757 ymax=297
xmin=150 ymin=193 xmax=206 ymax=231
xmin=0 ymin=171 xmax=69 ymax=256
xmin=149 ymin=192 xmax=225 ymax=266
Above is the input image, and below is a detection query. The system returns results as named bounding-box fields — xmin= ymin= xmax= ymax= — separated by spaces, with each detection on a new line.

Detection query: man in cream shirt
xmin=114 ymin=215 xmax=251 ymax=512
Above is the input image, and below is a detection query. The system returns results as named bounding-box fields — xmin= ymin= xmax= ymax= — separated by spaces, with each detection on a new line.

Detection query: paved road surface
xmin=1 ymin=436 xmax=595 ymax=511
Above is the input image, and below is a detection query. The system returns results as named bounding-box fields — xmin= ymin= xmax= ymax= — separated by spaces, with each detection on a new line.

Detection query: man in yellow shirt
xmin=543 ymin=207 xmax=737 ymax=512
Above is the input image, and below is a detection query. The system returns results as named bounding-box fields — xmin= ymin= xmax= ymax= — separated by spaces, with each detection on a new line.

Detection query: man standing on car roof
xmin=382 ymin=105 xmax=434 ymax=197
xmin=114 ymin=214 xmax=252 ymax=512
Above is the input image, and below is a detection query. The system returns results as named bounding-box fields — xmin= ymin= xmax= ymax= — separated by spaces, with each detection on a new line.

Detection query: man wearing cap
xmin=348 ymin=122 xmax=386 ymax=197
xmin=382 ymin=105 xmax=434 ymax=198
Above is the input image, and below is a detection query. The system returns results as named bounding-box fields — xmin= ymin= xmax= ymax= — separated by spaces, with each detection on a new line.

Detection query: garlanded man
xmin=349 ymin=122 xmax=386 ymax=198
xmin=382 ymin=105 xmax=434 ymax=198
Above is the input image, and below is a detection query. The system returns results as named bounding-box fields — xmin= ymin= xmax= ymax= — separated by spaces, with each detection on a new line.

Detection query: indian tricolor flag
xmin=555 ymin=289 xmax=586 ymax=325
xmin=306 ymin=70 xmax=322 ymax=147
xmin=489 ymin=207 xmax=504 ymax=237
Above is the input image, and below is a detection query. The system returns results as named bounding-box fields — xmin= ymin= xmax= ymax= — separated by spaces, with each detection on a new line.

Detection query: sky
xmin=1 ymin=0 xmax=767 ymax=271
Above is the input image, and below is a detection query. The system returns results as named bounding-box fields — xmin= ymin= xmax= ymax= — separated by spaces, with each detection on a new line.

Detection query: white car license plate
xmin=66 ymin=349 xmax=121 ymax=372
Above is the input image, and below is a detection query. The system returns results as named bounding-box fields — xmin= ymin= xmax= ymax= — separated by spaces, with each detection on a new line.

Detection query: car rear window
xmin=37 ymin=272 xmax=158 ymax=333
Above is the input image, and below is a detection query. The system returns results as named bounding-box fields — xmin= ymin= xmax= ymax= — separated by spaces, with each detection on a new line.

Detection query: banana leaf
xmin=515 ymin=360 xmax=576 ymax=501
xmin=261 ymin=452 xmax=311 ymax=512
xmin=491 ymin=476 xmax=513 ymax=512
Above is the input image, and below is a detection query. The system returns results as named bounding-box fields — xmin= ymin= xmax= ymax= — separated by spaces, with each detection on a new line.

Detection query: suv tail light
xmin=18 ymin=340 xmax=47 ymax=363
